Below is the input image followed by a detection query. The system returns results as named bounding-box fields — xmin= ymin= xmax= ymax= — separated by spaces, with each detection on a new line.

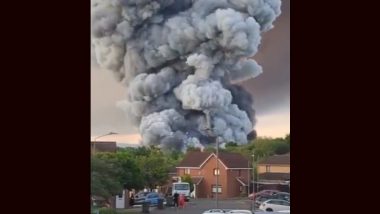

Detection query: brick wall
xmin=176 ymin=155 xmax=250 ymax=199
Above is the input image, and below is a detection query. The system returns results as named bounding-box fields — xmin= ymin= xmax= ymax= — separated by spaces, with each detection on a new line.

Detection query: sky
xmin=91 ymin=0 xmax=290 ymax=144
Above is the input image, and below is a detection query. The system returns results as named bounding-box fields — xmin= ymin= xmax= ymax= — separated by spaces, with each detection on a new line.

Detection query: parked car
xmin=227 ymin=210 xmax=252 ymax=214
xmin=202 ymin=209 xmax=227 ymax=214
xmin=255 ymin=195 xmax=274 ymax=208
xmin=249 ymin=190 xmax=280 ymax=200
xmin=202 ymin=209 xmax=252 ymax=214
xmin=255 ymin=192 xmax=290 ymax=208
xmin=272 ymin=192 xmax=290 ymax=202
xmin=133 ymin=192 xmax=150 ymax=206
xmin=277 ymin=210 xmax=290 ymax=213
xmin=259 ymin=199 xmax=290 ymax=212
xmin=144 ymin=192 xmax=166 ymax=206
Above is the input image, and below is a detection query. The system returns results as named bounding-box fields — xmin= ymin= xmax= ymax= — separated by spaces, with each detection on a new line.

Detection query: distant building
xmin=257 ymin=153 xmax=290 ymax=191
xmin=91 ymin=141 xmax=117 ymax=154
xmin=175 ymin=151 xmax=251 ymax=199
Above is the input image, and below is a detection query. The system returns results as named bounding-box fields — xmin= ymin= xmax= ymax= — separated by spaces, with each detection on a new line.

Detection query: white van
xmin=172 ymin=182 xmax=190 ymax=201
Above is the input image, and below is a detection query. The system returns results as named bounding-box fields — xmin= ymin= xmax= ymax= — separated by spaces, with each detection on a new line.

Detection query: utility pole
xmin=248 ymin=158 xmax=251 ymax=211
xmin=215 ymin=136 xmax=219 ymax=209
xmin=204 ymin=110 xmax=219 ymax=209
xmin=252 ymin=154 xmax=255 ymax=213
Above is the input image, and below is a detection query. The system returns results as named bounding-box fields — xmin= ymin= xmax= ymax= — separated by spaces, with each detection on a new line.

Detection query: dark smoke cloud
xmin=91 ymin=0 xmax=282 ymax=151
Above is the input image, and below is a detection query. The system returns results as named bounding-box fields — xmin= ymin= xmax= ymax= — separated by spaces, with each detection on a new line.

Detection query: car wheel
xmin=266 ymin=208 xmax=273 ymax=212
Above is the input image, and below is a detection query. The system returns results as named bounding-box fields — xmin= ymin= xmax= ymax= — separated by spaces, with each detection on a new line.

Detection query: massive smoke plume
xmin=91 ymin=0 xmax=282 ymax=151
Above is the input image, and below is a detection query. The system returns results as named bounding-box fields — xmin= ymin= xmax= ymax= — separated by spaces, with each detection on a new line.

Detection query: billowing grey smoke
xmin=92 ymin=0 xmax=282 ymax=151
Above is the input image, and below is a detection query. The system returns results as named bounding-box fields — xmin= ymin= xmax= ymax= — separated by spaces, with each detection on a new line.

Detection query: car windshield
xmin=257 ymin=196 xmax=270 ymax=201
xmin=174 ymin=184 xmax=189 ymax=190
xmin=268 ymin=200 xmax=289 ymax=205
xmin=147 ymin=193 xmax=158 ymax=198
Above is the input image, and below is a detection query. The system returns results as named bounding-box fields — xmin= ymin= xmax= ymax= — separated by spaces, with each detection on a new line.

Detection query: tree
xmin=251 ymin=137 xmax=289 ymax=160
xmin=113 ymin=152 xmax=145 ymax=190
xmin=91 ymin=156 xmax=122 ymax=203
xmin=225 ymin=142 xmax=238 ymax=148
xmin=181 ymin=174 xmax=194 ymax=192
xmin=92 ymin=146 xmax=185 ymax=194
xmin=136 ymin=148 xmax=173 ymax=189
xmin=285 ymin=133 xmax=290 ymax=145
xmin=94 ymin=151 xmax=145 ymax=191
xmin=186 ymin=146 xmax=202 ymax=152
xmin=169 ymin=150 xmax=183 ymax=161
xmin=203 ymin=146 xmax=216 ymax=153
xmin=273 ymin=142 xmax=290 ymax=155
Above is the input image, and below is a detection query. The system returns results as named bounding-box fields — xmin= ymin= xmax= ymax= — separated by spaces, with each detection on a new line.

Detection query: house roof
xmin=176 ymin=151 xmax=250 ymax=169
xmin=258 ymin=153 xmax=290 ymax=165
xmin=191 ymin=176 xmax=204 ymax=185
xmin=91 ymin=141 xmax=117 ymax=153
xmin=259 ymin=172 xmax=290 ymax=181
xmin=236 ymin=177 xmax=248 ymax=186
xmin=177 ymin=151 xmax=213 ymax=167
xmin=219 ymin=152 xmax=249 ymax=168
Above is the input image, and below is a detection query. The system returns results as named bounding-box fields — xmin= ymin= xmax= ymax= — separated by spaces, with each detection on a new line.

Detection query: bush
xmin=99 ymin=208 xmax=117 ymax=214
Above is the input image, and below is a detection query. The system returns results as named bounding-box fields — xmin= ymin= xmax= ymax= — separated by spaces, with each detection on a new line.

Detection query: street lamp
xmin=92 ymin=132 xmax=118 ymax=154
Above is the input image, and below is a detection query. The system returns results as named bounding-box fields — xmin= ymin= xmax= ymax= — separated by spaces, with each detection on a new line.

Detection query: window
xmin=280 ymin=201 xmax=290 ymax=206
xmin=213 ymin=168 xmax=220 ymax=175
xmin=268 ymin=200 xmax=285 ymax=205
xmin=212 ymin=185 xmax=222 ymax=193
xmin=266 ymin=165 xmax=271 ymax=172
xmin=185 ymin=168 xmax=190 ymax=174
xmin=174 ymin=183 xmax=190 ymax=190
xmin=147 ymin=193 xmax=158 ymax=198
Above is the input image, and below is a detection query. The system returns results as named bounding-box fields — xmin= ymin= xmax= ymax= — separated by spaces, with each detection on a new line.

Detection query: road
xmin=150 ymin=198 xmax=258 ymax=214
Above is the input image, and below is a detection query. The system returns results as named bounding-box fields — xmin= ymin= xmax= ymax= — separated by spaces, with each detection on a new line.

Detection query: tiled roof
xmin=236 ymin=177 xmax=248 ymax=186
xmin=91 ymin=141 xmax=117 ymax=153
xmin=177 ymin=151 xmax=212 ymax=167
xmin=259 ymin=172 xmax=290 ymax=181
xmin=218 ymin=152 xmax=249 ymax=168
xmin=191 ymin=176 xmax=204 ymax=185
xmin=177 ymin=151 xmax=249 ymax=169
xmin=258 ymin=153 xmax=290 ymax=165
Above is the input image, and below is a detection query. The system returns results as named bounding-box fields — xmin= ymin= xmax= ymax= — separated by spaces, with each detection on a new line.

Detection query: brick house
xmin=176 ymin=151 xmax=251 ymax=199
xmin=257 ymin=153 xmax=290 ymax=192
